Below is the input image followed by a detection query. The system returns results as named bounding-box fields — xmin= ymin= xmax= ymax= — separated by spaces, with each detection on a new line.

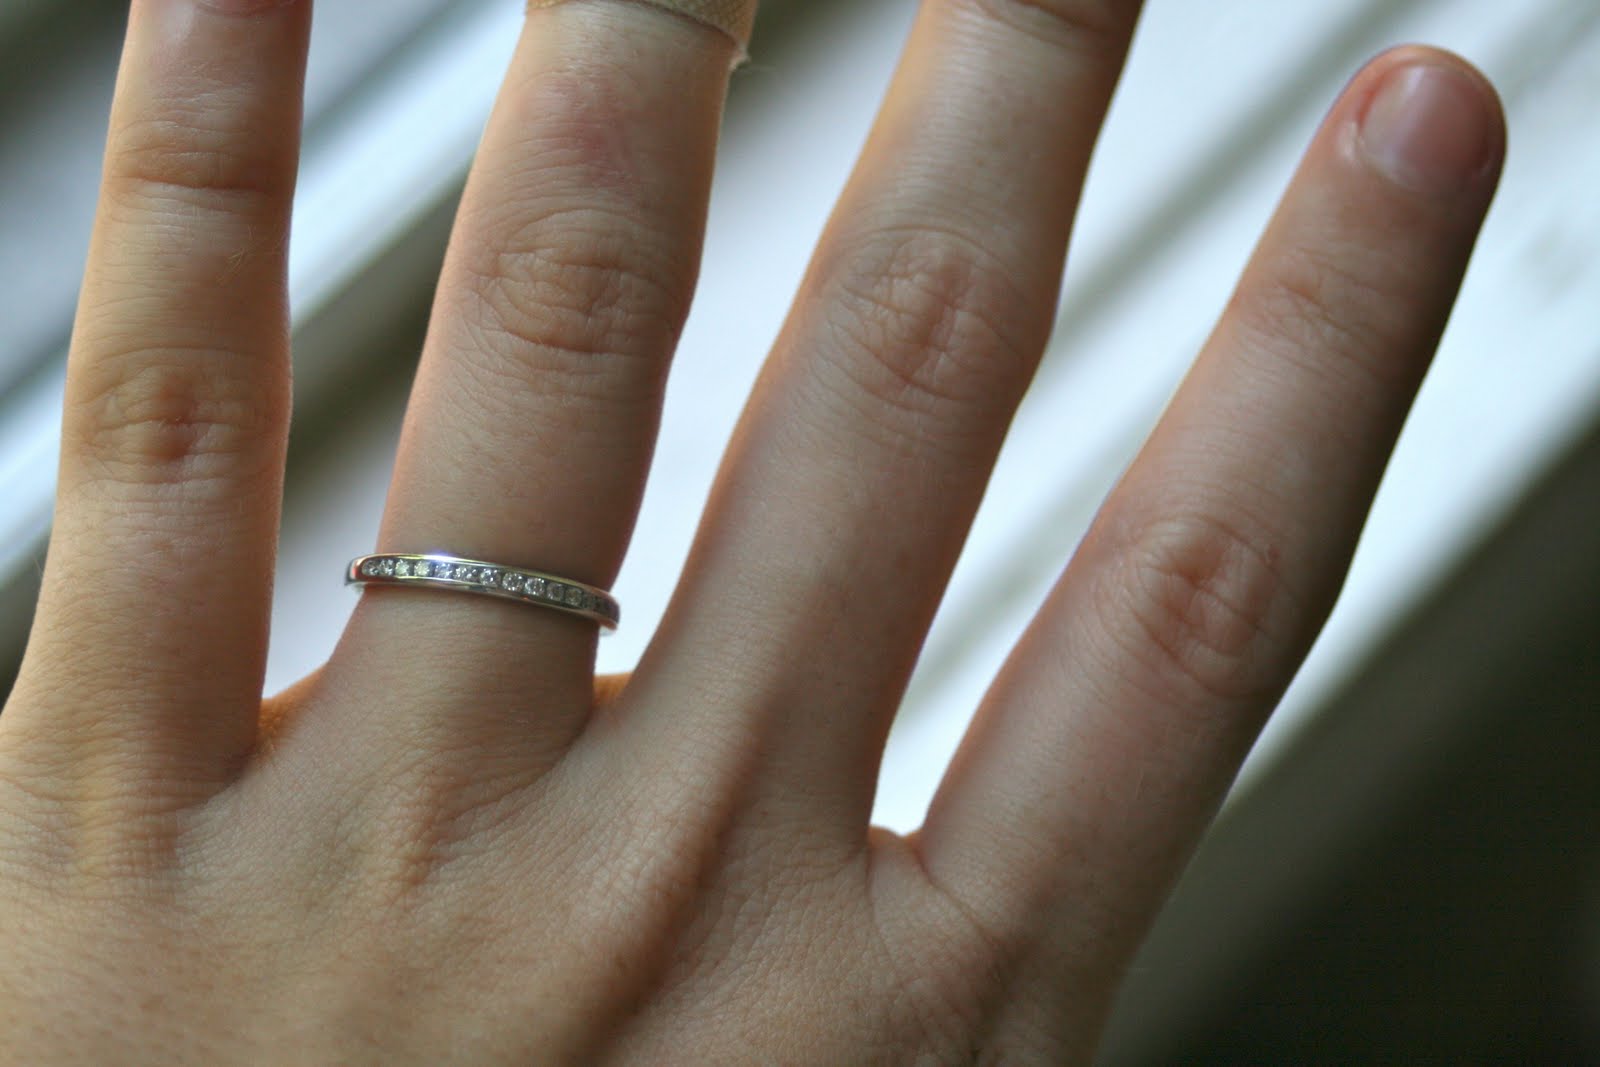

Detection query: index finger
xmin=920 ymin=47 xmax=1505 ymax=1004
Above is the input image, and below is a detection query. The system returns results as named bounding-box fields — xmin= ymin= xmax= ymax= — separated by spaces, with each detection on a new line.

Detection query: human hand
xmin=0 ymin=0 xmax=1504 ymax=1062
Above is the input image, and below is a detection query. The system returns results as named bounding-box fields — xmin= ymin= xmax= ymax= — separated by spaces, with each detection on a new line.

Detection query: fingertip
xmin=1349 ymin=46 xmax=1506 ymax=198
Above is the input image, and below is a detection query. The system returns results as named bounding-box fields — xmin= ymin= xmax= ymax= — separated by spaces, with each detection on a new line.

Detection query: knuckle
xmin=815 ymin=227 xmax=1040 ymax=442
xmin=1106 ymin=508 xmax=1297 ymax=707
xmin=0 ymin=729 xmax=212 ymax=888
xmin=453 ymin=206 xmax=688 ymax=402
xmin=105 ymin=112 xmax=291 ymax=212
xmin=65 ymin=349 xmax=282 ymax=486
xmin=890 ymin=905 xmax=1006 ymax=1053
xmin=0 ymin=760 xmax=74 ymax=875
xmin=1235 ymin=243 xmax=1409 ymax=389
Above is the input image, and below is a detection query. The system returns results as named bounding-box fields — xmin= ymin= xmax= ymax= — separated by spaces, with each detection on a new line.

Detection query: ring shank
xmin=346 ymin=554 xmax=620 ymax=630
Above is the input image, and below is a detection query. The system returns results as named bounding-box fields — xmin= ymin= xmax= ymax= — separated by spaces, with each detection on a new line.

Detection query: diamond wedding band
xmin=346 ymin=554 xmax=620 ymax=630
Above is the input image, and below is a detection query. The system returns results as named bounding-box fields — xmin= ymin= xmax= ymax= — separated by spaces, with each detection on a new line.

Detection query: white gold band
xmin=346 ymin=554 xmax=620 ymax=630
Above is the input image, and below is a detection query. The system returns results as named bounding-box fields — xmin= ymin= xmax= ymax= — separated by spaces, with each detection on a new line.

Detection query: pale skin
xmin=0 ymin=0 xmax=1504 ymax=1061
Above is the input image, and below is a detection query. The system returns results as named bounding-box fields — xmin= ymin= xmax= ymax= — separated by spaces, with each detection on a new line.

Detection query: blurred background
xmin=1 ymin=0 xmax=1597 ymax=1060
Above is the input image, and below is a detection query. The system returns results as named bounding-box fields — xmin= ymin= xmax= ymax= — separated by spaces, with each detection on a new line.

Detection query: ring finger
xmin=321 ymin=1 xmax=741 ymax=761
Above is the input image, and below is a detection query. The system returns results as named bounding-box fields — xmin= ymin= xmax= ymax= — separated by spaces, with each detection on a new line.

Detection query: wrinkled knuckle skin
xmin=0 ymin=750 xmax=210 ymax=891
xmin=1235 ymin=243 xmax=1413 ymax=391
xmin=453 ymin=207 xmax=689 ymax=404
xmin=64 ymin=353 xmax=281 ymax=487
xmin=1109 ymin=510 xmax=1295 ymax=707
xmin=874 ymin=900 xmax=1008 ymax=1061
xmin=105 ymin=112 xmax=293 ymax=212
xmin=815 ymin=227 xmax=1040 ymax=447
xmin=0 ymin=760 xmax=75 ymax=876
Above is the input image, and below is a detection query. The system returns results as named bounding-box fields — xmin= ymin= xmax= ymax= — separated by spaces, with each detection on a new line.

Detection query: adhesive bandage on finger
xmin=527 ymin=0 xmax=759 ymax=59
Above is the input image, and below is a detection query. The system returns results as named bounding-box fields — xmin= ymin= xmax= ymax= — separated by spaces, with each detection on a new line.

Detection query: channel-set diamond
xmin=349 ymin=555 xmax=616 ymax=628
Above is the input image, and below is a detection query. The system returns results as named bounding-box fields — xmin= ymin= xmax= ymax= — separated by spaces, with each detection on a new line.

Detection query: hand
xmin=0 ymin=0 xmax=1504 ymax=1062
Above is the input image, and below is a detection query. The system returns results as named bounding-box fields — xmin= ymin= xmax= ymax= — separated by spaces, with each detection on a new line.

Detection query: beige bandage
xmin=528 ymin=0 xmax=759 ymax=58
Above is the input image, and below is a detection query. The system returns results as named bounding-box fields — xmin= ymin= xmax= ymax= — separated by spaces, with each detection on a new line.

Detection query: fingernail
xmin=1359 ymin=62 xmax=1495 ymax=196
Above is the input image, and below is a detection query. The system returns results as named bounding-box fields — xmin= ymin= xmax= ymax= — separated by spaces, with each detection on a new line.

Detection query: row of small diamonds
xmin=357 ymin=557 xmax=617 ymax=621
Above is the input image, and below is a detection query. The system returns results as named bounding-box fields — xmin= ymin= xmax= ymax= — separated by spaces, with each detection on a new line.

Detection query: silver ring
xmin=346 ymin=554 xmax=619 ymax=630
